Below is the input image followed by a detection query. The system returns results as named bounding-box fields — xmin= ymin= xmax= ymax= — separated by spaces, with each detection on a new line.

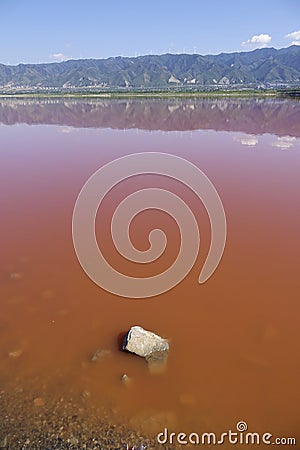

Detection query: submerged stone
xmin=91 ymin=348 xmax=112 ymax=362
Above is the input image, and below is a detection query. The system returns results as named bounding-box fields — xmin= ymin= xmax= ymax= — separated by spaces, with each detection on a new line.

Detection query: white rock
xmin=122 ymin=326 xmax=169 ymax=359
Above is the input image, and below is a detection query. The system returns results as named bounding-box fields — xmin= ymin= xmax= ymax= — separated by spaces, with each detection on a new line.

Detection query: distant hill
xmin=0 ymin=46 xmax=300 ymax=89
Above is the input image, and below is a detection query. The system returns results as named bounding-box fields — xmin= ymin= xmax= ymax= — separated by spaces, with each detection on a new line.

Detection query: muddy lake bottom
xmin=0 ymin=383 xmax=169 ymax=450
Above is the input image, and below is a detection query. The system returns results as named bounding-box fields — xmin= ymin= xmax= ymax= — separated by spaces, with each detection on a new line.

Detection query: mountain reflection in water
xmin=0 ymin=97 xmax=299 ymax=136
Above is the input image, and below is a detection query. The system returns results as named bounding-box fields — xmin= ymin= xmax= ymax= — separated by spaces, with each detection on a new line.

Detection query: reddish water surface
xmin=0 ymin=98 xmax=300 ymax=441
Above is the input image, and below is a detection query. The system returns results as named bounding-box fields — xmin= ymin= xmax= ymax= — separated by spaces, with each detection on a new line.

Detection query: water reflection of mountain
xmin=0 ymin=98 xmax=299 ymax=137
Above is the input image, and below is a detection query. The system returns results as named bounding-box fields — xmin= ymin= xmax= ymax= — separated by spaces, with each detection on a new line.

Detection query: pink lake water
xmin=0 ymin=97 xmax=299 ymax=442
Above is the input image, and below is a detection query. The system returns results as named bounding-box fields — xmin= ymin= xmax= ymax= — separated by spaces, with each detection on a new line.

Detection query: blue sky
xmin=1 ymin=0 xmax=300 ymax=65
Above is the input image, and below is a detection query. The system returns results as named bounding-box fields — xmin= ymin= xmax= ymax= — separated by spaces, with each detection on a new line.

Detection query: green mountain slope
xmin=0 ymin=46 xmax=299 ymax=89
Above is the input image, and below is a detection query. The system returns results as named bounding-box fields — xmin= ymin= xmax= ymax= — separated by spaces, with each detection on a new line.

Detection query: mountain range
xmin=0 ymin=46 xmax=300 ymax=89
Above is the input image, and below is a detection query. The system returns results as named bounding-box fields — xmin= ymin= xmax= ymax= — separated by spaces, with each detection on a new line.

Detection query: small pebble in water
xmin=121 ymin=373 xmax=131 ymax=385
xmin=8 ymin=349 xmax=23 ymax=359
xmin=10 ymin=272 xmax=24 ymax=280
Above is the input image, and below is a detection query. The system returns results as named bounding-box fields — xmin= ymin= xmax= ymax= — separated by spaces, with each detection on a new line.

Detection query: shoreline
xmin=0 ymin=90 xmax=282 ymax=100
xmin=0 ymin=386 xmax=177 ymax=450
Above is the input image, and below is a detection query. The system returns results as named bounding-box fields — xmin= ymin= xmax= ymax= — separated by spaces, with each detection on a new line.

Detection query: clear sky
xmin=1 ymin=0 xmax=299 ymax=65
